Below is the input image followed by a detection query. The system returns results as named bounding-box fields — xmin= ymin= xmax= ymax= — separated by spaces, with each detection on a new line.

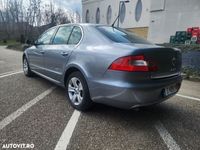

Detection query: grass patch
xmin=0 ymin=39 xmax=23 ymax=51
xmin=6 ymin=44 xmax=23 ymax=51
xmin=0 ymin=39 xmax=20 ymax=46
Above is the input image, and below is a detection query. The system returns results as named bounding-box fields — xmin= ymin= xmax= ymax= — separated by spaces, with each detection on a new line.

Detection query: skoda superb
xmin=23 ymin=24 xmax=182 ymax=111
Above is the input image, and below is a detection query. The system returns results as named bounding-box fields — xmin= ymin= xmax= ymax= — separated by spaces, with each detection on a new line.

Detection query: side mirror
xmin=34 ymin=40 xmax=43 ymax=46
xmin=23 ymin=40 xmax=33 ymax=51
xmin=34 ymin=40 xmax=38 ymax=46
xmin=26 ymin=39 xmax=36 ymax=46
xmin=26 ymin=39 xmax=32 ymax=45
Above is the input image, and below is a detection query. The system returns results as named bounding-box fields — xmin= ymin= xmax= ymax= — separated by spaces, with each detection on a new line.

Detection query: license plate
xmin=163 ymin=84 xmax=178 ymax=97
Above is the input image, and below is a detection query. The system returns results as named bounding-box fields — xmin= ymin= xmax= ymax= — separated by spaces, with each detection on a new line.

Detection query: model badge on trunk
xmin=170 ymin=57 xmax=176 ymax=71
xmin=172 ymin=57 xmax=176 ymax=67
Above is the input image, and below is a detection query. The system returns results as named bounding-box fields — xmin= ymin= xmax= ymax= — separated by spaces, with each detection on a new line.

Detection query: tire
xmin=66 ymin=71 xmax=93 ymax=111
xmin=23 ymin=56 xmax=34 ymax=77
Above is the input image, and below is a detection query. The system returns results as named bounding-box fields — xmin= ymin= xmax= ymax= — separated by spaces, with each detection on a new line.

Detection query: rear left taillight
xmin=108 ymin=55 xmax=157 ymax=72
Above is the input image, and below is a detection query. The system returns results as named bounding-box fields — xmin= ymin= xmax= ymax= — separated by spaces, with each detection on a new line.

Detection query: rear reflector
xmin=108 ymin=55 xmax=157 ymax=72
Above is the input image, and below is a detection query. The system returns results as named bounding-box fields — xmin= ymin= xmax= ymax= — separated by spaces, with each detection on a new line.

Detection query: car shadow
xmin=81 ymin=100 xmax=200 ymax=128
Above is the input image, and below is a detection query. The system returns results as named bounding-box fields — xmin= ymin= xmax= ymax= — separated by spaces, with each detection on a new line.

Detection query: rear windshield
xmin=96 ymin=26 xmax=152 ymax=44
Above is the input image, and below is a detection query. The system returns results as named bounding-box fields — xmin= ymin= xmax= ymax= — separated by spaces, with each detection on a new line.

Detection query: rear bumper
xmin=89 ymin=75 xmax=182 ymax=109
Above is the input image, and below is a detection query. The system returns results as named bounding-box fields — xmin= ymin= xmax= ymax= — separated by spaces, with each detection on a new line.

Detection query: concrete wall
xmin=148 ymin=0 xmax=200 ymax=43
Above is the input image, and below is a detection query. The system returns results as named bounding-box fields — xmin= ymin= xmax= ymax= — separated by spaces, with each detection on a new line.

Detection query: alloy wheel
xmin=23 ymin=58 xmax=28 ymax=75
xmin=68 ymin=77 xmax=84 ymax=105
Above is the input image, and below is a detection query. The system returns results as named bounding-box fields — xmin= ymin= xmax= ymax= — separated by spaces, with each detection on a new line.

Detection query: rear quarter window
xmin=68 ymin=26 xmax=82 ymax=45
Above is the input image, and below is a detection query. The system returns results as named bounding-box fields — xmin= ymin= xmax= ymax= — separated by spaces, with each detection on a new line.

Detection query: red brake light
xmin=108 ymin=55 xmax=157 ymax=72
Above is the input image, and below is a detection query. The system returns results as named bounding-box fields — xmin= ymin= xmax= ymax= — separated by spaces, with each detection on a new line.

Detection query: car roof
xmin=55 ymin=23 xmax=107 ymax=28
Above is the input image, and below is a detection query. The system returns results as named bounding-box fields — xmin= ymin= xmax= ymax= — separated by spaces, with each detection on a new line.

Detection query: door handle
xmin=61 ymin=52 xmax=69 ymax=56
xmin=40 ymin=50 xmax=45 ymax=54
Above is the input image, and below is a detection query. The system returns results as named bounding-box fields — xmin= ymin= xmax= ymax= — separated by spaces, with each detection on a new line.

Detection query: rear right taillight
xmin=108 ymin=55 xmax=158 ymax=72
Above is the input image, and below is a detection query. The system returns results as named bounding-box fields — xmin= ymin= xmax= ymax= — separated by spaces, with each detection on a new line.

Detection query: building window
xmin=120 ymin=2 xmax=126 ymax=23
xmin=96 ymin=8 xmax=100 ymax=24
xmin=135 ymin=0 xmax=142 ymax=22
xmin=107 ymin=5 xmax=112 ymax=25
xmin=86 ymin=9 xmax=90 ymax=23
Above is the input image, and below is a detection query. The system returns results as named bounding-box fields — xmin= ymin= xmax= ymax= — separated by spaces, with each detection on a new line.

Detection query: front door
xmin=28 ymin=27 xmax=57 ymax=74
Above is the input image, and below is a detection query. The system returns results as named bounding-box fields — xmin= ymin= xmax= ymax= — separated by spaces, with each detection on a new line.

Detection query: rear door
xmin=43 ymin=25 xmax=82 ymax=82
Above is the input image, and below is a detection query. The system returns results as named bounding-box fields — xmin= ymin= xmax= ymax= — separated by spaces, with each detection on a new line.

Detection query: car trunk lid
xmin=136 ymin=47 xmax=182 ymax=79
xmin=112 ymin=43 xmax=181 ymax=80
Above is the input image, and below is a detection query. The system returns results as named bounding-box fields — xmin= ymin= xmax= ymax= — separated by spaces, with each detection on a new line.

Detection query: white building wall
xmin=123 ymin=0 xmax=150 ymax=28
xmin=83 ymin=0 xmax=200 ymax=43
xmin=82 ymin=0 xmax=151 ymax=28
xmin=148 ymin=0 xmax=200 ymax=43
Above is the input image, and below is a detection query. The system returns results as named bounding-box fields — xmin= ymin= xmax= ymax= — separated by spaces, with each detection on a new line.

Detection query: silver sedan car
xmin=23 ymin=23 xmax=182 ymax=111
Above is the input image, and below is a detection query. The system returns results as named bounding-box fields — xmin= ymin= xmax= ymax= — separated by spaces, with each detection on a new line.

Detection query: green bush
xmin=182 ymin=67 xmax=200 ymax=78
xmin=158 ymin=43 xmax=200 ymax=52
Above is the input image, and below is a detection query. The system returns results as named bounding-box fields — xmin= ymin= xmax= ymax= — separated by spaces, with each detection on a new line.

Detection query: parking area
xmin=0 ymin=46 xmax=200 ymax=150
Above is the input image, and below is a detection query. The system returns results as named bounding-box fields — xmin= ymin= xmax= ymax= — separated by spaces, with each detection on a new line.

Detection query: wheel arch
xmin=22 ymin=53 xmax=26 ymax=60
xmin=22 ymin=51 xmax=29 ymax=61
xmin=64 ymin=65 xmax=88 ymax=87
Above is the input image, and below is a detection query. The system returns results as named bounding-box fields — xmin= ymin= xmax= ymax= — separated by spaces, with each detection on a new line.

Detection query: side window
xmin=68 ymin=27 xmax=82 ymax=45
xmin=53 ymin=26 xmax=73 ymax=44
xmin=37 ymin=27 xmax=57 ymax=45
